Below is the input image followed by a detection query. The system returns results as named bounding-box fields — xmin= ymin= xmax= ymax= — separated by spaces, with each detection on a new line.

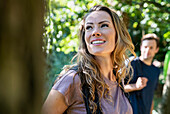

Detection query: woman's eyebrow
xmin=86 ymin=20 xmax=110 ymax=25
xmin=98 ymin=20 xmax=110 ymax=24
xmin=86 ymin=22 xmax=93 ymax=25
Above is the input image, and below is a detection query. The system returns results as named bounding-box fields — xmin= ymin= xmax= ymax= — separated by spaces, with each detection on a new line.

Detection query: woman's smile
xmin=91 ymin=38 xmax=106 ymax=45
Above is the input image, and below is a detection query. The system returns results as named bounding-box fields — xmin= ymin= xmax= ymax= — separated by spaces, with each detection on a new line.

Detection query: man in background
xmin=124 ymin=33 xmax=160 ymax=114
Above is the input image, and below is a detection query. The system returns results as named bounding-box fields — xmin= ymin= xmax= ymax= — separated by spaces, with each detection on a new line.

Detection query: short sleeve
xmin=52 ymin=70 xmax=81 ymax=106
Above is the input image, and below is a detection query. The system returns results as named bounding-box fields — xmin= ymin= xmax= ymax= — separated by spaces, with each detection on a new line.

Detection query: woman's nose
xmin=92 ymin=28 xmax=101 ymax=37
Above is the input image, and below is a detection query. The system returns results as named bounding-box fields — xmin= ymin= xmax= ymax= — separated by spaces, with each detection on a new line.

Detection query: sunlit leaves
xmin=164 ymin=31 xmax=170 ymax=40
xmin=133 ymin=22 xmax=138 ymax=28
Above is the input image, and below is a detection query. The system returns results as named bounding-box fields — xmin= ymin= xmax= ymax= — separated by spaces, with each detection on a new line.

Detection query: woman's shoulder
xmin=62 ymin=69 xmax=80 ymax=82
xmin=52 ymin=70 xmax=81 ymax=90
xmin=51 ymin=69 xmax=82 ymax=107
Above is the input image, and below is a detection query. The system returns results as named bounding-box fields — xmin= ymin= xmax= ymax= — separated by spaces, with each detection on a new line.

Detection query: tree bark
xmin=0 ymin=0 xmax=45 ymax=114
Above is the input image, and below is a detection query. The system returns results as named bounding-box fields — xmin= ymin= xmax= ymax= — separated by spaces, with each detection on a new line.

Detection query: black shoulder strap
xmin=71 ymin=65 xmax=102 ymax=114
xmin=82 ymin=85 xmax=102 ymax=114
xmin=82 ymin=84 xmax=92 ymax=114
xmin=70 ymin=65 xmax=78 ymax=71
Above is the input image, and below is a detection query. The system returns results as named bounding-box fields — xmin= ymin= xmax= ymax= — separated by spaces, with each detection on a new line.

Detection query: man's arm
xmin=124 ymin=77 xmax=148 ymax=93
xmin=150 ymin=100 xmax=154 ymax=114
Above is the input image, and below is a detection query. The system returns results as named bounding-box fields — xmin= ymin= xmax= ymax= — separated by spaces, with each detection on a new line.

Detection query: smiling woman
xmin=42 ymin=5 xmax=136 ymax=114
xmin=84 ymin=11 xmax=116 ymax=56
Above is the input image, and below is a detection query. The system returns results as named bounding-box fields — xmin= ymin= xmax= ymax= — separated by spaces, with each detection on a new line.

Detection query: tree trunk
xmin=0 ymin=0 xmax=45 ymax=114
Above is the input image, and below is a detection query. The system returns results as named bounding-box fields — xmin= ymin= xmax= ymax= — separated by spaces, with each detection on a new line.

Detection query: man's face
xmin=140 ymin=39 xmax=159 ymax=61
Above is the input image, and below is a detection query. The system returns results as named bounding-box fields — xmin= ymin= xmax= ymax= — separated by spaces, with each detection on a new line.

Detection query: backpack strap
xmin=82 ymin=84 xmax=92 ymax=114
xmin=71 ymin=66 xmax=102 ymax=114
xmin=82 ymin=85 xmax=102 ymax=114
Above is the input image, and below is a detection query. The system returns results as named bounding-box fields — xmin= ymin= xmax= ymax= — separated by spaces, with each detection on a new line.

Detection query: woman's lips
xmin=91 ymin=39 xmax=106 ymax=45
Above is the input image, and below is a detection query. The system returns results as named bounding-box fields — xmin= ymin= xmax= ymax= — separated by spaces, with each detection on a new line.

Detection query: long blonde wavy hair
xmin=58 ymin=5 xmax=136 ymax=113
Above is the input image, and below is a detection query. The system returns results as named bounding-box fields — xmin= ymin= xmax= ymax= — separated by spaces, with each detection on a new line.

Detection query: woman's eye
xmin=85 ymin=26 xmax=92 ymax=30
xmin=101 ymin=24 xmax=109 ymax=28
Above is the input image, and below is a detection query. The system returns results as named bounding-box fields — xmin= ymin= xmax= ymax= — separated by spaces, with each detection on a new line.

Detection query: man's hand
xmin=136 ymin=77 xmax=148 ymax=90
xmin=124 ymin=77 xmax=148 ymax=93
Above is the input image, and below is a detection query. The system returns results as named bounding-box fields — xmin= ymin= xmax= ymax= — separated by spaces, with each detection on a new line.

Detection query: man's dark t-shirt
xmin=129 ymin=58 xmax=160 ymax=114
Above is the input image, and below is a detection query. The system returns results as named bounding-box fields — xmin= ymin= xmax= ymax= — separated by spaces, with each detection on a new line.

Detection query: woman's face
xmin=84 ymin=11 xmax=116 ymax=57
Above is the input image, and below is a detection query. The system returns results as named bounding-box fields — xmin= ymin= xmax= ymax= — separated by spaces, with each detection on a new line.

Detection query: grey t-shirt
xmin=52 ymin=70 xmax=132 ymax=114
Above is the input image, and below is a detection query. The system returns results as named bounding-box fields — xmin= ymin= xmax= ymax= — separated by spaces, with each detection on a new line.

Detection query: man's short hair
xmin=141 ymin=33 xmax=160 ymax=48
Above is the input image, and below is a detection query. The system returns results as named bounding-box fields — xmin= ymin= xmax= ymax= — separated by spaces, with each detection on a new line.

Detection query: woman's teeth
xmin=91 ymin=41 xmax=105 ymax=44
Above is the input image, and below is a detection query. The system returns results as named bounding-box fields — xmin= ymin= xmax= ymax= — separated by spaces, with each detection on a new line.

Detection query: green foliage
xmin=112 ymin=0 xmax=170 ymax=61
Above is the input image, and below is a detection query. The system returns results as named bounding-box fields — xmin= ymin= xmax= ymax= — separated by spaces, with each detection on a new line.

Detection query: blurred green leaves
xmin=133 ymin=22 xmax=138 ymax=28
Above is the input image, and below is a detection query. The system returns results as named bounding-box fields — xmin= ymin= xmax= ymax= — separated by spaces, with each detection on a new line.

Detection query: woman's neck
xmin=95 ymin=56 xmax=116 ymax=81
